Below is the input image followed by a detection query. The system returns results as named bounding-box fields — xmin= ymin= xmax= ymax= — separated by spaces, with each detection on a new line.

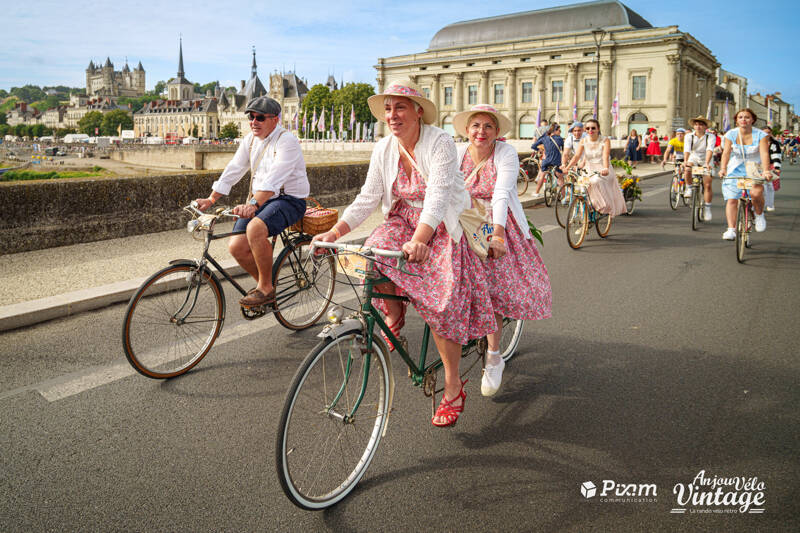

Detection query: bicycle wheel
xmin=276 ymin=329 xmax=391 ymax=510
xmin=555 ymin=185 xmax=571 ymax=228
xmin=544 ymin=175 xmax=555 ymax=207
xmin=273 ymin=237 xmax=336 ymax=331
xmin=680 ymin=181 xmax=689 ymax=206
xmin=567 ymin=196 xmax=588 ymax=249
xmin=691 ymin=186 xmax=700 ymax=231
xmin=499 ymin=318 xmax=524 ymax=363
xmin=595 ymin=209 xmax=612 ymax=238
xmin=669 ymin=175 xmax=680 ymax=210
xmin=745 ymin=204 xmax=753 ymax=249
xmin=517 ymin=168 xmax=529 ymax=195
xmin=736 ymin=200 xmax=746 ymax=263
xmin=122 ymin=263 xmax=224 ymax=379
xmin=624 ymin=188 xmax=635 ymax=215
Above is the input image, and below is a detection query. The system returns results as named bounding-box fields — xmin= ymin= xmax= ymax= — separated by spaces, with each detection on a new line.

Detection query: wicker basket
xmin=292 ymin=197 xmax=338 ymax=235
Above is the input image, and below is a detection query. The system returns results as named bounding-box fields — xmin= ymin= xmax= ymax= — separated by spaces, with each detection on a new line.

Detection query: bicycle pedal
xmin=240 ymin=304 xmax=268 ymax=320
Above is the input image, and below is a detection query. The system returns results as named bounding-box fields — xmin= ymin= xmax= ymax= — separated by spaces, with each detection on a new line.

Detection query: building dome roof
xmin=428 ymin=0 xmax=652 ymax=51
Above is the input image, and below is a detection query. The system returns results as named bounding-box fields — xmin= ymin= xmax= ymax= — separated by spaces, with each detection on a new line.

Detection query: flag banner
xmin=330 ymin=105 xmax=335 ymax=133
xmin=302 ymin=109 xmax=307 ymax=133
xmin=536 ymin=94 xmax=542 ymax=127
xmin=705 ymin=99 xmax=712 ymax=120
xmin=318 ymin=108 xmax=325 ymax=132
xmin=339 ymin=105 xmax=344 ymax=134
xmin=311 ymin=108 xmax=317 ymax=131
xmin=572 ymin=88 xmax=578 ymax=122
xmin=611 ymin=91 xmax=620 ymax=127
xmin=350 ymin=104 xmax=356 ymax=130
xmin=767 ymin=97 xmax=773 ymax=126
xmin=723 ymin=98 xmax=730 ymax=132
xmin=593 ymin=94 xmax=598 ymax=120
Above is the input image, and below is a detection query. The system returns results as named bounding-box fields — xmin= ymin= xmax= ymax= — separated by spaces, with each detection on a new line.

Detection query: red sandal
xmin=381 ymin=310 xmax=406 ymax=352
xmin=431 ymin=379 xmax=467 ymax=428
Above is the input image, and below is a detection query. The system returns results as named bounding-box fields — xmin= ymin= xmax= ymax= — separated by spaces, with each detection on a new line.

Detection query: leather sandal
xmin=381 ymin=311 xmax=406 ymax=352
xmin=239 ymin=288 xmax=276 ymax=308
xmin=432 ymin=379 xmax=467 ymax=428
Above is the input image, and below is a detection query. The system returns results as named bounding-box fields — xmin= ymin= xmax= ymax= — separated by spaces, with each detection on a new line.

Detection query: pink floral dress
xmin=462 ymin=151 xmax=552 ymax=321
xmin=364 ymin=162 xmax=496 ymax=345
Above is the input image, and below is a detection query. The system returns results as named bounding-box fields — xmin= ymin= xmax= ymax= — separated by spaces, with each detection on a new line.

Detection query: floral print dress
xmin=461 ymin=151 xmax=552 ymax=322
xmin=364 ymin=162 xmax=496 ymax=345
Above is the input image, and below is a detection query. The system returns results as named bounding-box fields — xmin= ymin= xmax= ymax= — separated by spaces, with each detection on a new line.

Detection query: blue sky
xmin=2 ymin=0 xmax=798 ymax=107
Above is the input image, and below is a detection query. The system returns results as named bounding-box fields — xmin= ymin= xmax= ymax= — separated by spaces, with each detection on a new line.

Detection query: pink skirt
xmin=484 ymin=212 xmax=552 ymax=321
xmin=365 ymin=200 xmax=496 ymax=345
xmin=588 ymin=169 xmax=627 ymax=216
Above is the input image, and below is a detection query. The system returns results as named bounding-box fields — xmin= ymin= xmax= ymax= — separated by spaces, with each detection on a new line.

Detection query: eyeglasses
xmin=585 ymin=126 xmax=598 ymax=131
xmin=247 ymin=113 xmax=274 ymax=122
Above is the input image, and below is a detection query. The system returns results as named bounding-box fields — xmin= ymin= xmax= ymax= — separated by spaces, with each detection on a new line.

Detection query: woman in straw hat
xmin=683 ymin=116 xmax=716 ymax=221
xmin=453 ymin=104 xmax=552 ymax=397
xmin=315 ymin=80 xmax=496 ymax=427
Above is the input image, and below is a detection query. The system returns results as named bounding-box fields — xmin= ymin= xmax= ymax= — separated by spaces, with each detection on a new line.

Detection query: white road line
xmin=540 ymin=224 xmax=560 ymax=233
xmin=643 ymin=188 xmax=663 ymax=198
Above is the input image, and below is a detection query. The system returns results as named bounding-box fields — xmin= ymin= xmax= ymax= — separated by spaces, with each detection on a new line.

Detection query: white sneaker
xmin=703 ymin=205 xmax=712 ymax=221
xmin=755 ymin=214 xmax=767 ymax=232
xmin=481 ymin=358 xmax=505 ymax=397
xmin=766 ymin=206 xmax=775 ymax=212
xmin=722 ymin=228 xmax=736 ymax=240
xmin=683 ymin=188 xmax=693 ymax=198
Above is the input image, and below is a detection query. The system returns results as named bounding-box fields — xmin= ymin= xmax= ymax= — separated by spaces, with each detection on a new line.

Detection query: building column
xmin=534 ymin=65 xmax=546 ymax=125
xmin=566 ymin=63 xmax=578 ymax=120
xmin=600 ymin=60 xmax=614 ymax=134
xmin=375 ymin=63 xmax=385 ymax=137
xmin=679 ymin=63 xmax=689 ymax=127
xmin=506 ymin=68 xmax=517 ymax=139
xmin=455 ymin=72 xmax=464 ymax=113
xmin=480 ymin=70 xmax=489 ymax=105
xmin=665 ymin=54 xmax=680 ymax=132
xmin=431 ymin=74 xmax=441 ymax=126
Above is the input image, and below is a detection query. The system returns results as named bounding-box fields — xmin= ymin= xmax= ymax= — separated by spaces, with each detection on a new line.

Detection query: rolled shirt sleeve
xmin=255 ymin=132 xmax=308 ymax=196
xmin=211 ymin=134 xmax=253 ymax=196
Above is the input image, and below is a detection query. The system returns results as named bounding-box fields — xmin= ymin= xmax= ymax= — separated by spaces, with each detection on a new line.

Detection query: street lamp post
xmin=591 ymin=29 xmax=607 ymax=127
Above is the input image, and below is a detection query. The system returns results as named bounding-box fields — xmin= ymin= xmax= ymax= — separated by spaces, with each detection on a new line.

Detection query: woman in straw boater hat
xmin=453 ymin=104 xmax=552 ymax=397
xmin=315 ymin=80 xmax=496 ymax=427
xmin=683 ymin=116 xmax=716 ymax=222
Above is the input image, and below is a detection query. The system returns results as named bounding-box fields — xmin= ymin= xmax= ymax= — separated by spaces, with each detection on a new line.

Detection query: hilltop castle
xmin=86 ymin=57 xmax=145 ymax=98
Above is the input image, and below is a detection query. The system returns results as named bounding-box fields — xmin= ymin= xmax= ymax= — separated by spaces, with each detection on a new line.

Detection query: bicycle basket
xmin=292 ymin=197 xmax=338 ymax=235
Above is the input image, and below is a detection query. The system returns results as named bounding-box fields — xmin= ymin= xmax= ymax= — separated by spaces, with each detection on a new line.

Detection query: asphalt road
xmin=1 ymin=168 xmax=798 ymax=532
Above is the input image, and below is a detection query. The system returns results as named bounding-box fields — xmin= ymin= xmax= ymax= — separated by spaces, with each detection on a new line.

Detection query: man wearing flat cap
xmin=195 ymin=96 xmax=309 ymax=307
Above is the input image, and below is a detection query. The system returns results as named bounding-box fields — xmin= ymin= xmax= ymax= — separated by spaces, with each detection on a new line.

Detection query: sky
xmin=2 ymin=0 xmax=798 ymax=108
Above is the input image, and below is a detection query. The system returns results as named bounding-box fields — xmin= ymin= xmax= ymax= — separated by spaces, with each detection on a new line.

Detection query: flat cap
xmin=245 ymin=96 xmax=281 ymax=116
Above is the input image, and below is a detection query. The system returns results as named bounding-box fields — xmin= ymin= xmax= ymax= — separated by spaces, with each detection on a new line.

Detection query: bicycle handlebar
xmin=311 ymin=241 xmax=419 ymax=277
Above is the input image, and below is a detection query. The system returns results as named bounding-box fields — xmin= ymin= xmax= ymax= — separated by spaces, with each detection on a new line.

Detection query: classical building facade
xmin=86 ymin=57 xmax=145 ymax=98
xmin=217 ymin=49 xmax=268 ymax=137
xmin=374 ymin=0 xmax=719 ymax=138
xmin=270 ymin=71 xmax=309 ymax=131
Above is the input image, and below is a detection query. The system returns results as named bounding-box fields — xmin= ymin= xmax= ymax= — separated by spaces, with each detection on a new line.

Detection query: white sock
xmin=486 ymin=349 xmax=502 ymax=367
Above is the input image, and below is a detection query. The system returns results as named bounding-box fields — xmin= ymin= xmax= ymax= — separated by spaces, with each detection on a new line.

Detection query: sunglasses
xmin=247 ymin=113 xmax=274 ymax=122
xmin=585 ymin=126 xmax=598 ymax=131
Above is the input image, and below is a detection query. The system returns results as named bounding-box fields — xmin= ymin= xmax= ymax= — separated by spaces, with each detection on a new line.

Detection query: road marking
xmin=540 ymin=224 xmax=559 ymax=233
xmin=4 ymin=293 xmax=360 ymax=403
xmin=643 ymin=188 xmax=663 ymax=198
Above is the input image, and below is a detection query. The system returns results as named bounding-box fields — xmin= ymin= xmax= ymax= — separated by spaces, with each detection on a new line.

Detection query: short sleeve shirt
xmin=668 ymin=137 xmax=685 ymax=160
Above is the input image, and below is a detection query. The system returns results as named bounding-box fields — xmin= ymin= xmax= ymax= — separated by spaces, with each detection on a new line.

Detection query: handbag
xmin=737 ymin=130 xmax=763 ymax=180
xmin=397 ymin=142 xmax=492 ymax=259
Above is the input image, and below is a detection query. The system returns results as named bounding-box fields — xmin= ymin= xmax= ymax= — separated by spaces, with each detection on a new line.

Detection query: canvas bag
xmin=737 ymin=130 xmax=763 ymax=180
xmin=397 ymin=143 xmax=493 ymax=259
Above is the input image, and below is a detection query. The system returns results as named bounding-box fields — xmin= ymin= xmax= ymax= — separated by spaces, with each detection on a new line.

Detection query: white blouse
xmin=340 ymin=124 xmax=470 ymax=241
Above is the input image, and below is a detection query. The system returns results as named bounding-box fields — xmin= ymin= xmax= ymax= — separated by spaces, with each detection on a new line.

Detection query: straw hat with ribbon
xmin=689 ymin=116 xmax=711 ymax=128
xmin=367 ymin=79 xmax=437 ymax=124
xmin=452 ymin=104 xmax=513 ymax=138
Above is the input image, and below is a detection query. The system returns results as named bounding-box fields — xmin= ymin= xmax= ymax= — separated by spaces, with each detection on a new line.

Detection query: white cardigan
xmin=341 ymin=124 xmax=470 ymax=242
xmin=456 ymin=141 xmax=532 ymax=239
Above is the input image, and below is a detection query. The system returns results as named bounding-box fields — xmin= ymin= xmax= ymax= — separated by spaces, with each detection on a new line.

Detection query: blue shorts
xmin=721 ymin=177 xmax=763 ymax=201
xmin=233 ymin=195 xmax=306 ymax=236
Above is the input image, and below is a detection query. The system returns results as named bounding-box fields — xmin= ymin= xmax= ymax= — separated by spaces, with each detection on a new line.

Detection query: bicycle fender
xmin=315 ymin=318 xmax=363 ymax=339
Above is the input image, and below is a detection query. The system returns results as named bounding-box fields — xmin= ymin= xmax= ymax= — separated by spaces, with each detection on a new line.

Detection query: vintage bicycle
xmin=688 ymin=165 xmax=709 ymax=231
xmin=554 ymin=167 xmax=586 ymax=228
xmin=275 ymin=242 xmax=524 ymax=510
xmin=667 ymin=161 xmax=689 ymax=210
xmin=734 ymin=177 xmax=765 ymax=263
xmin=517 ymin=152 xmax=541 ymax=195
xmin=121 ymin=202 xmax=336 ymax=379
xmin=565 ymin=171 xmax=612 ymax=249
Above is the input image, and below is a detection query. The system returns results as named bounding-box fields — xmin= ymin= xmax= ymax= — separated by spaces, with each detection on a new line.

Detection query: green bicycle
xmin=275 ymin=242 xmax=524 ymax=510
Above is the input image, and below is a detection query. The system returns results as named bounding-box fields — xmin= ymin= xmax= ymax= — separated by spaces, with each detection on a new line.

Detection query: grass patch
xmin=0 ymin=168 xmax=109 ymax=182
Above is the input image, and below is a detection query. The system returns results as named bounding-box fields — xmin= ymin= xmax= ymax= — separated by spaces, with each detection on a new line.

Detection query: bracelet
xmin=491 ymin=235 xmax=505 ymax=245
xmin=332 ymin=226 xmax=342 ymax=239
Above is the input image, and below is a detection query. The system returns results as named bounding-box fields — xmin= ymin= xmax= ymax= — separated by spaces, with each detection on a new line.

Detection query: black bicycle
xmin=121 ymin=202 xmax=337 ymax=379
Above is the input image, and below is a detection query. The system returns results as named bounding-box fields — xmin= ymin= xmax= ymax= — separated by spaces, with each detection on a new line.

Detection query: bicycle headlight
xmin=327 ymin=306 xmax=344 ymax=324
xmin=187 ymin=219 xmax=199 ymax=233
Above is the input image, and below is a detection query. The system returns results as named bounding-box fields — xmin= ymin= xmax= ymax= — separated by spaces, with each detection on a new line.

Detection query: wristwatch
xmin=249 ymin=197 xmax=259 ymax=207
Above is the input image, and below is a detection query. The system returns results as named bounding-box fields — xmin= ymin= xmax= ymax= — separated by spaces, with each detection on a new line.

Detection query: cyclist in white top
xmin=683 ymin=116 xmax=715 ymax=221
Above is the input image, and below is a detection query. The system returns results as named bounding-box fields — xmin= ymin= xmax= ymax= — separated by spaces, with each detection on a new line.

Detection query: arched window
xmin=518 ymin=114 xmax=536 ymax=139
xmin=442 ymin=116 xmax=455 ymax=137
xmin=628 ymin=112 xmax=650 ymax=136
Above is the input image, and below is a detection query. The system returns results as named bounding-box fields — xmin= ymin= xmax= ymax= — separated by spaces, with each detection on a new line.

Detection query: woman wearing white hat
xmin=315 ymin=80 xmax=496 ymax=427
xmin=453 ymin=105 xmax=552 ymax=397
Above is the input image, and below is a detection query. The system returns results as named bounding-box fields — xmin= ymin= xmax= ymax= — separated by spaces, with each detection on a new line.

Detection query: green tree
xmin=10 ymin=85 xmax=46 ymax=103
xmin=151 ymin=80 xmax=166 ymax=96
xmin=78 ymin=111 xmax=104 ymax=135
xmin=190 ymin=125 xmax=199 ymax=137
xmin=101 ymin=109 xmax=133 ymax=135
xmin=30 ymin=94 xmax=62 ymax=112
xmin=0 ymin=124 xmax=10 ymax=136
xmin=331 ymin=82 xmax=376 ymax=131
xmin=29 ymin=124 xmax=46 ymax=137
xmin=300 ymin=85 xmax=333 ymax=138
xmin=220 ymin=122 xmax=240 ymax=139
xmin=13 ymin=124 xmax=29 ymax=137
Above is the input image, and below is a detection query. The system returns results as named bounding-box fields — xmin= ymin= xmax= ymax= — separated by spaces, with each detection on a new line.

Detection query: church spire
xmin=177 ymin=36 xmax=185 ymax=78
xmin=251 ymin=46 xmax=257 ymax=78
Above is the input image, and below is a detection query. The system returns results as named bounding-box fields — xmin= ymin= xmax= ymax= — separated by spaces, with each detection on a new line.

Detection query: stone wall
xmin=0 ymin=161 xmax=368 ymax=255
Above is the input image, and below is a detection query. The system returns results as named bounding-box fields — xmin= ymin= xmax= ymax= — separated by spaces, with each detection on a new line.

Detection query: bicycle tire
xmin=736 ymin=200 xmax=746 ymax=263
xmin=567 ymin=196 xmax=588 ymax=249
xmin=555 ymin=185 xmax=570 ymax=228
xmin=691 ymin=186 xmax=700 ymax=231
xmin=122 ymin=263 xmax=224 ymax=379
xmin=276 ymin=329 xmax=391 ymax=510
xmin=544 ymin=175 xmax=555 ymax=207
xmin=273 ymin=237 xmax=336 ymax=331
xmin=595 ymin=210 xmax=612 ymax=238
xmin=499 ymin=318 xmax=524 ymax=363
xmin=745 ymin=204 xmax=753 ymax=249
xmin=680 ymin=182 xmax=689 ymax=206
xmin=517 ymin=168 xmax=529 ymax=195
xmin=624 ymin=188 xmax=635 ymax=215
xmin=669 ymin=175 xmax=680 ymax=210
